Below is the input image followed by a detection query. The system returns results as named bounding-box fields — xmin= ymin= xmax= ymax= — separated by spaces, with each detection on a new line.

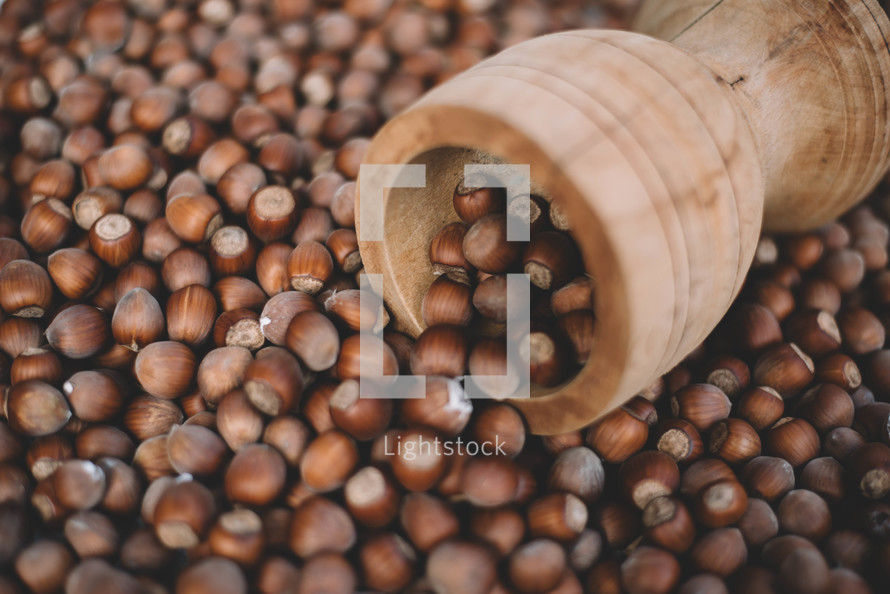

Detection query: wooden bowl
xmin=357 ymin=0 xmax=890 ymax=434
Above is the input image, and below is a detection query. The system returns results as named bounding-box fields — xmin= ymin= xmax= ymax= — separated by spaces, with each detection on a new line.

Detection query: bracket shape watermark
xmin=358 ymin=163 xmax=533 ymax=401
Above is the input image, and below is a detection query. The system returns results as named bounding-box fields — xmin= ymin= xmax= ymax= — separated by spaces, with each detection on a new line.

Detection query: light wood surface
xmin=357 ymin=0 xmax=890 ymax=434
xmin=634 ymin=0 xmax=890 ymax=231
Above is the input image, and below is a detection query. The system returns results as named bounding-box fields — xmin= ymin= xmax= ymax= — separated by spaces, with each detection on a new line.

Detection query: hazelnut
xmin=53 ymin=459 xmax=107 ymax=511
xmin=243 ymin=346 xmax=303 ymax=415
xmin=286 ymin=240 xmax=334 ymax=295
xmin=359 ymin=533 xmax=416 ymax=593
xmin=344 ymin=466 xmax=400 ymax=529
xmin=740 ymin=456 xmax=796 ymax=502
xmin=124 ymin=395 xmax=183 ymax=441
xmin=162 ymin=115 xmax=215 ymax=158
xmin=680 ymin=459 xmax=737 ymax=498
xmin=670 ymin=384 xmax=732 ymax=432
xmin=213 ymin=308 xmax=264 ymax=350
xmin=63 ymin=510 xmax=119 ymax=558
xmin=460 ymin=456 xmax=519 ymax=507
xmin=214 ymin=277 xmax=267 ymax=312
xmin=166 ymin=424 xmax=227 ymax=477
xmin=815 ymin=352 xmax=862 ymax=391
xmin=777 ymin=489 xmax=832 ymax=542
xmin=508 ymin=539 xmax=566 ymax=594
xmin=288 ymin=496 xmax=356 ymax=558
xmin=284 ymin=310 xmax=340 ymax=372
xmin=753 ymin=342 xmax=815 ymax=396
xmin=694 ymin=479 xmax=748 ymax=528
xmin=134 ymin=341 xmax=196 ymax=400
xmin=390 ymin=428 xmax=449 ymax=492
xmin=247 ymin=186 xmax=299 ymax=243
xmin=166 ymin=193 xmax=223 ymax=244
xmin=64 ymin=370 xmax=124 ymax=423
xmin=735 ymin=386 xmax=784 ymax=431
xmin=462 ymin=214 xmax=522 ymax=274
xmin=704 ymin=355 xmax=750 ymax=398
xmin=89 ymin=214 xmax=141 ymax=268
xmin=641 ymin=496 xmax=696 ymax=553
xmin=528 ymin=492 xmax=588 ymax=541
xmin=453 ymin=178 xmax=507 ymax=224
xmin=654 ymin=418 xmax=704 ymax=464
xmin=689 ymin=527 xmax=747 ymax=577
xmin=427 ymin=540 xmax=497 ymax=594
xmin=848 ymin=442 xmax=890 ymax=499
xmin=21 ymin=198 xmax=73 ymax=253
xmin=586 ymin=406 xmax=649 ymax=463
xmin=166 ymin=284 xmax=217 ymax=347
xmin=14 ymin=540 xmax=74 ymax=593
xmin=207 ymin=509 xmax=265 ymax=566
xmin=216 ymin=389 xmax=263 ymax=452
xmin=225 ymin=444 xmax=286 ymax=506
xmin=209 ymin=226 xmax=258 ymax=277
xmin=708 ymin=418 xmax=761 ymax=464
xmin=98 ymin=145 xmax=154 ymax=191
xmin=763 ymin=417 xmax=821 ymax=467
xmin=423 ymin=275 xmax=474 ymax=327
xmin=522 ymin=230 xmax=580 ymax=290
xmin=111 ymin=288 xmax=165 ymax=351
xmin=783 ymin=309 xmax=841 ymax=358
xmin=329 ymin=380 xmax=392 ymax=441
xmin=621 ymin=546 xmax=681 ymax=594
xmin=737 ymin=497 xmax=779 ymax=550
xmin=799 ymin=456 xmax=846 ymax=504
xmin=0 ymin=260 xmax=53 ymax=318
xmin=430 ymin=222 xmax=474 ymax=284
xmin=6 ymin=380 xmax=71 ymax=436
xmin=301 ymin=429 xmax=359 ymax=492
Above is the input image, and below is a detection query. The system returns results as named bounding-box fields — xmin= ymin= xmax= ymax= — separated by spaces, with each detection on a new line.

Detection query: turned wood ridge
xmin=356 ymin=0 xmax=890 ymax=434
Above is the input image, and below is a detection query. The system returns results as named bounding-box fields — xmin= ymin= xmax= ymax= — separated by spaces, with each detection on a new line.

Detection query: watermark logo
xmin=357 ymin=163 xmax=533 ymax=401
xmin=382 ymin=432 xmax=508 ymax=459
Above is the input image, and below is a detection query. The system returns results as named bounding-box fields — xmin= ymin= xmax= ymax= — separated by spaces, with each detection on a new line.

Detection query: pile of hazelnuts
xmin=4 ymin=0 xmax=890 ymax=593
xmin=419 ymin=177 xmax=592 ymax=395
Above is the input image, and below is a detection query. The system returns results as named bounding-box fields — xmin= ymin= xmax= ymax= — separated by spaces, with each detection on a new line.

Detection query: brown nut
xmin=752 ymin=343 xmax=814 ymax=397
xmin=762 ymin=417 xmax=821 ymax=468
xmin=848 ymin=442 xmax=890 ymax=500
xmin=462 ymin=214 xmax=522 ymax=274
xmin=688 ymin=528 xmax=747 ymax=577
xmin=247 ymin=186 xmax=299 ymax=243
xmin=654 ymin=418 xmax=704 ymax=464
xmin=708 ymin=418 xmax=761 ymax=464
xmin=6 ymin=380 xmax=72 ymax=437
xmin=300 ymin=429 xmax=359 ymax=492
xmin=288 ymin=496 xmax=356 ymax=558
xmin=0 ymin=260 xmax=53 ymax=318
xmin=618 ymin=451 xmax=681 ymax=510
xmin=243 ymin=346 xmax=303 ymax=415
xmin=670 ymin=384 xmax=732 ymax=432
xmin=430 ymin=222 xmax=474 ymax=284
xmin=735 ymin=386 xmax=784 ymax=431
xmin=694 ymin=479 xmax=748 ymax=528
xmin=641 ymin=496 xmax=696 ymax=553
xmin=777 ymin=489 xmax=832 ymax=542
xmin=740 ymin=456 xmax=796 ymax=502
xmin=225 ymin=444 xmax=286 ymax=506
xmin=134 ymin=341 xmax=196 ymax=400
xmin=153 ymin=477 xmax=216 ymax=549
xmin=166 ymin=285 xmax=217 ymax=347
xmin=586 ymin=406 xmax=649 ymax=463
xmin=89 ymin=214 xmax=141 ymax=268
